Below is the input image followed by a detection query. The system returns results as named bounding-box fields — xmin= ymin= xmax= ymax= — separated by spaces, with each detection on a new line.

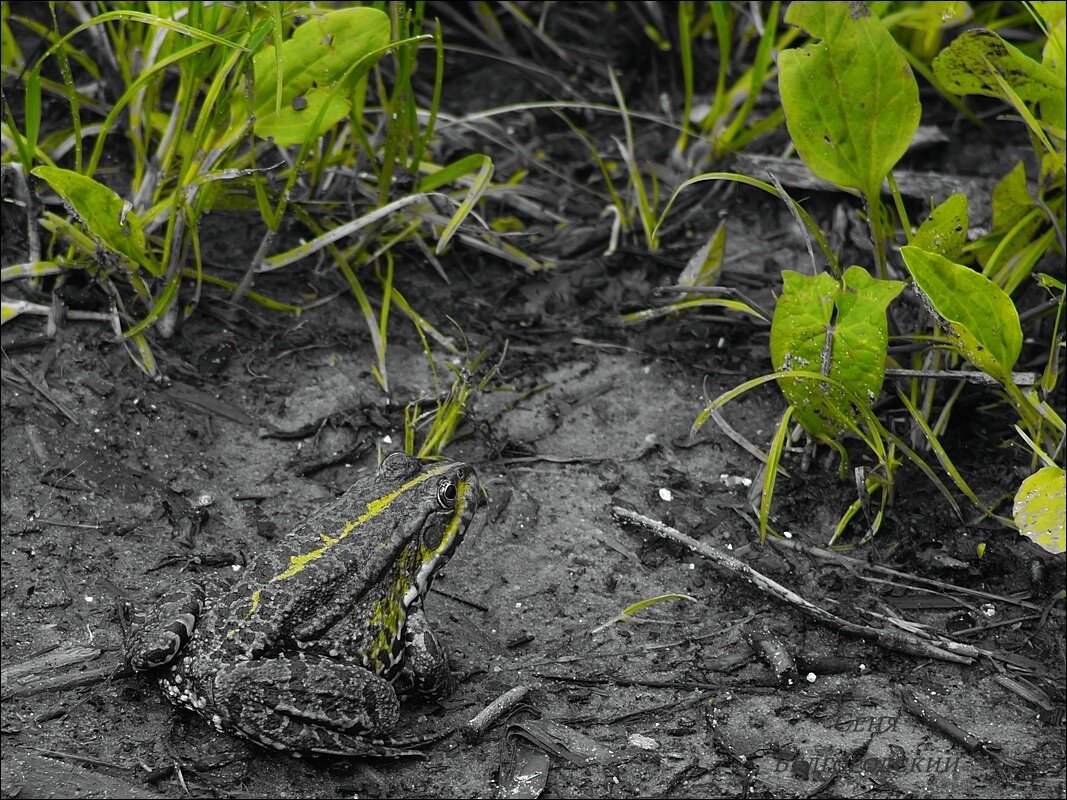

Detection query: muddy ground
xmin=2 ymin=241 xmax=1065 ymax=798
xmin=2 ymin=4 xmax=1066 ymax=799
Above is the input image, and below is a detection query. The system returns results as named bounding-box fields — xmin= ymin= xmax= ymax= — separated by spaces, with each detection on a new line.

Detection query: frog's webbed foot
xmin=401 ymin=609 xmax=457 ymax=699
xmin=123 ymin=583 xmax=205 ymax=671
xmin=210 ymin=654 xmax=442 ymax=757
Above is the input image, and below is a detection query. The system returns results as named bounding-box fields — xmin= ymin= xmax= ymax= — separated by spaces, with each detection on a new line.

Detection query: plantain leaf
xmin=1013 ymin=466 xmax=1066 ymax=554
xmin=901 ymin=245 xmax=1022 ymax=383
xmin=247 ymin=7 xmax=390 ymax=146
xmin=770 ymin=266 xmax=904 ymax=439
xmin=779 ymin=1 xmax=920 ymax=199
xmin=31 ymin=166 xmax=156 ymax=273
xmin=911 ymin=193 xmax=968 ymax=260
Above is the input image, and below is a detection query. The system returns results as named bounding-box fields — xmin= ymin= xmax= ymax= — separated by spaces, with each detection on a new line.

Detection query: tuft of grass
xmin=2 ymin=2 xmax=510 ymax=392
xmin=663 ymin=1 xmax=1065 ymax=548
xmin=403 ymin=344 xmax=500 ymax=460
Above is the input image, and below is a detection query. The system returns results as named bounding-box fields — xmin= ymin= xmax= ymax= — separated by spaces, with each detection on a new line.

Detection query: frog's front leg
xmin=123 ymin=583 xmax=205 ymax=671
xmin=402 ymin=609 xmax=456 ymax=699
xmin=205 ymin=653 xmax=428 ymax=757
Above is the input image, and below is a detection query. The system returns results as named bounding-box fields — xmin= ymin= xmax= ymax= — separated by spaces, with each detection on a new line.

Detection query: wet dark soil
xmin=2 ymin=249 xmax=1064 ymax=798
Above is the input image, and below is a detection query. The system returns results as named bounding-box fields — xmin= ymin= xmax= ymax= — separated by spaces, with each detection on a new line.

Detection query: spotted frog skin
xmin=124 ymin=454 xmax=482 ymax=757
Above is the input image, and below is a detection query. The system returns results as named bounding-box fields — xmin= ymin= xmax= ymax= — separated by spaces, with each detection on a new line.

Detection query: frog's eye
xmin=437 ymin=479 xmax=458 ymax=510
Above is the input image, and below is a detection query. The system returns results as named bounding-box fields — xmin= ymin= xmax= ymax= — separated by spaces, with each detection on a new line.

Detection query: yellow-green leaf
xmin=31 ymin=166 xmax=156 ymax=273
xmin=248 ymin=7 xmax=390 ymax=146
xmin=911 ymin=193 xmax=968 ymax=259
xmin=901 ymin=245 xmax=1022 ymax=382
xmin=932 ymin=29 xmax=1065 ymax=102
xmin=770 ymin=266 xmax=904 ymax=439
xmin=990 ymin=161 xmax=1034 ymax=234
xmin=779 ymin=1 xmax=920 ymax=199
xmin=1040 ymin=18 xmax=1066 ymax=134
xmin=1013 ymin=466 xmax=1066 ymax=554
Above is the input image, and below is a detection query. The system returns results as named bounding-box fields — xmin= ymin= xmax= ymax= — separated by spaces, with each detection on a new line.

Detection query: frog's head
xmin=356 ymin=453 xmax=482 ymax=670
xmin=372 ymin=452 xmax=482 ymax=602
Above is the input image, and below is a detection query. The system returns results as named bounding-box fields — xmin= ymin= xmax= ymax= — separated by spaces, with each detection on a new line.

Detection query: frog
xmin=123 ymin=453 xmax=483 ymax=757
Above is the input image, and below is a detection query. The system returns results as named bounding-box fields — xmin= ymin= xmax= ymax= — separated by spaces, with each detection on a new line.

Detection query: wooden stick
xmin=611 ymin=506 xmax=975 ymax=665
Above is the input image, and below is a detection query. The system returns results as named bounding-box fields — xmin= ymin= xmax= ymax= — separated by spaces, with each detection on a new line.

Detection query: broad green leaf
xmin=770 ymin=266 xmax=904 ymax=438
xmin=1013 ymin=466 xmax=1065 ymax=554
xmin=991 ymin=162 xmax=1034 ymax=234
xmin=1032 ymin=2 xmax=1067 ymax=29
xmin=779 ymin=1 xmax=921 ymax=199
xmin=911 ymin=193 xmax=968 ymax=259
xmin=932 ymin=29 xmax=1065 ymax=102
xmin=31 ymin=166 xmax=155 ymax=273
xmin=1040 ymin=18 xmax=1066 ymax=134
xmin=831 ymin=266 xmax=905 ymax=403
xmin=975 ymin=163 xmax=1043 ymax=275
xmin=901 ymin=245 xmax=1022 ymax=382
xmin=248 ymin=7 xmax=390 ymax=145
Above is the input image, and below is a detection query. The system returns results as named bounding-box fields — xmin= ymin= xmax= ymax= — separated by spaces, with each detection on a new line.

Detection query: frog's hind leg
xmin=123 ymin=583 xmax=205 ymax=671
xmin=209 ymin=654 xmax=444 ymax=758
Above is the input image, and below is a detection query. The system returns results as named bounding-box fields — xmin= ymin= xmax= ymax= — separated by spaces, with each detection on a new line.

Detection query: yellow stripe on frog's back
xmin=240 ymin=463 xmax=450 ymax=620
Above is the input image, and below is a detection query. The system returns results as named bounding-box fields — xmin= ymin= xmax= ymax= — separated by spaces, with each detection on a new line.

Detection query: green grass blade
xmin=759 ymin=405 xmax=794 ymax=543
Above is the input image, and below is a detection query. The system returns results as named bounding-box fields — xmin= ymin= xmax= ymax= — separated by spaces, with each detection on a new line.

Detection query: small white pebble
xmin=628 ymin=733 xmax=658 ymax=750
